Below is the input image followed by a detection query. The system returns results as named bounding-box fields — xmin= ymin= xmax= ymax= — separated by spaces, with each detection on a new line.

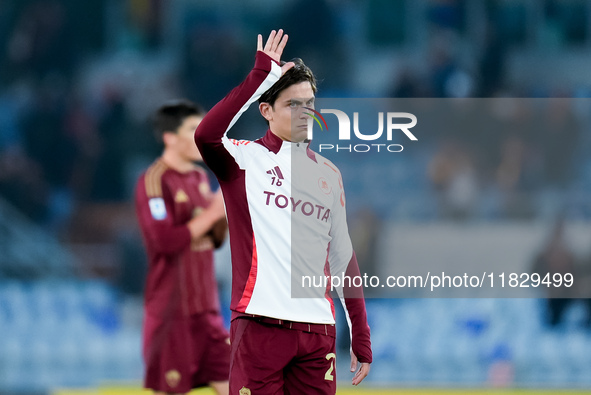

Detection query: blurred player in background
xmin=195 ymin=30 xmax=372 ymax=394
xmin=135 ymin=100 xmax=230 ymax=395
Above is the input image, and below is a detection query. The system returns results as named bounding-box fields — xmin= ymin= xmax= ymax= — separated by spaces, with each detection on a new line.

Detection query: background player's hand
xmin=207 ymin=190 xmax=226 ymax=221
xmin=207 ymin=191 xmax=228 ymax=248
xmin=257 ymin=29 xmax=294 ymax=75
xmin=187 ymin=191 xmax=226 ymax=240
xmin=350 ymin=352 xmax=370 ymax=386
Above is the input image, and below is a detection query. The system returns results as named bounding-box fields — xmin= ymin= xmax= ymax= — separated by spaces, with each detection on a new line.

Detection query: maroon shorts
xmin=229 ymin=317 xmax=337 ymax=395
xmin=143 ymin=311 xmax=230 ymax=393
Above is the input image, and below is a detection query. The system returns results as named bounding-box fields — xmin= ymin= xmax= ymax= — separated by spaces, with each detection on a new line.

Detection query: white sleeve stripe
xmin=225 ymin=62 xmax=282 ymax=135
xmin=339 ymin=294 xmax=354 ymax=353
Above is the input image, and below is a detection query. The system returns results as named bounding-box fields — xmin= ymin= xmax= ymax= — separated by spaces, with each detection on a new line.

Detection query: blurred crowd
xmin=0 ymin=1 xmax=148 ymax=232
xmin=425 ymin=98 xmax=584 ymax=221
xmin=2 ymin=1 xmax=590 ymax=225
xmin=1 ymin=0 xmax=591 ymax=283
xmin=2 ymin=4 xmax=591 ymax=392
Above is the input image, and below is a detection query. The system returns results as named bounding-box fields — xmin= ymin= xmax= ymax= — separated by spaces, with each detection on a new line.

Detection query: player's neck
xmin=161 ymin=150 xmax=195 ymax=173
xmin=270 ymin=128 xmax=306 ymax=143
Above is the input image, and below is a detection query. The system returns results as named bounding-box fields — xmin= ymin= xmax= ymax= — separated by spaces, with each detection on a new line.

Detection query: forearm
xmin=195 ymin=52 xmax=280 ymax=144
xmin=194 ymin=52 xmax=281 ymax=180
xmin=342 ymin=252 xmax=373 ymax=363
xmin=186 ymin=209 xmax=220 ymax=240
xmin=144 ymin=211 xmax=221 ymax=254
xmin=144 ymin=222 xmax=192 ymax=255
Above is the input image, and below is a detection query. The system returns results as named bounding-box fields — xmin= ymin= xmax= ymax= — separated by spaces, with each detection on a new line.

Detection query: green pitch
xmin=52 ymin=384 xmax=591 ymax=395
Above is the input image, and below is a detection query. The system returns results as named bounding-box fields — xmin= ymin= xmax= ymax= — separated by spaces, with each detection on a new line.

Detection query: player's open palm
xmin=257 ymin=29 xmax=294 ymax=75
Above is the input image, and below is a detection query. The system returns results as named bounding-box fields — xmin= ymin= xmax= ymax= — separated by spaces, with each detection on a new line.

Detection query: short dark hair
xmin=258 ymin=58 xmax=317 ymax=107
xmin=153 ymin=99 xmax=205 ymax=143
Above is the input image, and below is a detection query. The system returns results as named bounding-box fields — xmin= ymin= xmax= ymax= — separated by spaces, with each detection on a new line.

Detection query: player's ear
xmin=162 ymin=131 xmax=177 ymax=146
xmin=259 ymin=102 xmax=273 ymax=122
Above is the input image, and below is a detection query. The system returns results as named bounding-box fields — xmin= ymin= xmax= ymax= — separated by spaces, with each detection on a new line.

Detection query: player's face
xmin=268 ymin=81 xmax=315 ymax=143
xmin=174 ymin=115 xmax=204 ymax=162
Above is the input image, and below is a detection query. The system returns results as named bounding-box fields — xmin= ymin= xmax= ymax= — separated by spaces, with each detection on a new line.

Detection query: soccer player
xmin=135 ymin=100 xmax=230 ymax=395
xmin=195 ymin=30 xmax=372 ymax=394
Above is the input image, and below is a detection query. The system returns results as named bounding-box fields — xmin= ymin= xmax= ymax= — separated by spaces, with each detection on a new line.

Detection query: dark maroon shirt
xmin=135 ymin=159 xmax=221 ymax=319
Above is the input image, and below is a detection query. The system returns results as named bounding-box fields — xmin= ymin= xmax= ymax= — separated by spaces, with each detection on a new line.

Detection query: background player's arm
xmin=194 ymin=30 xmax=293 ymax=181
xmin=187 ymin=190 xmax=226 ymax=241
xmin=135 ymin=178 xmax=224 ymax=255
xmin=208 ymin=218 xmax=228 ymax=249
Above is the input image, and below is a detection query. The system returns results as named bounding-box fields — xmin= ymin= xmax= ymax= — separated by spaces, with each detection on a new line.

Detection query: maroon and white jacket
xmin=195 ymin=51 xmax=372 ymax=363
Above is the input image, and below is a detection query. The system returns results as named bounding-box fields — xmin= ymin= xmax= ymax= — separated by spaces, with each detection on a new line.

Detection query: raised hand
xmin=257 ymin=29 xmax=294 ymax=75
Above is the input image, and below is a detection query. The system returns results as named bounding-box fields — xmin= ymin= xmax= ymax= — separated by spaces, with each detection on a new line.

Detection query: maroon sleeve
xmin=194 ymin=51 xmax=280 ymax=182
xmin=343 ymin=252 xmax=373 ymax=364
xmin=135 ymin=174 xmax=191 ymax=255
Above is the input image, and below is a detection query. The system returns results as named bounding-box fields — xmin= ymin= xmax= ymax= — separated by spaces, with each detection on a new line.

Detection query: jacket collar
xmin=255 ymin=129 xmax=317 ymax=163
xmin=255 ymin=129 xmax=283 ymax=154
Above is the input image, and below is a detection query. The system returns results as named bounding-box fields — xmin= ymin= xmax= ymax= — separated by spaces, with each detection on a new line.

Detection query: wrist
xmin=254 ymin=51 xmax=278 ymax=71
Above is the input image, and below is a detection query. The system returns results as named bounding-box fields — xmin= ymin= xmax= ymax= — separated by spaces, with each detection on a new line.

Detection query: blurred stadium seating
xmin=0 ymin=279 xmax=142 ymax=393
xmin=3 ymin=0 xmax=591 ymax=394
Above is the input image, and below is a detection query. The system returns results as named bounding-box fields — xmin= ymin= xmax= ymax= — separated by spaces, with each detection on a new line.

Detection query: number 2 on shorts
xmin=324 ymin=353 xmax=336 ymax=381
